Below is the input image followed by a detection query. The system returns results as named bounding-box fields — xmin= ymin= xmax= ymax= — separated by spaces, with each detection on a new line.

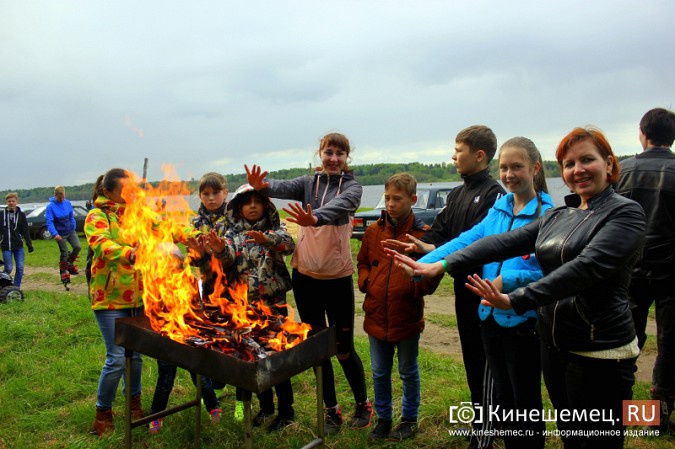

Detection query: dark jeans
xmin=151 ymin=359 xmax=220 ymax=413
xmin=541 ymin=344 xmax=635 ymax=449
xmin=56 ymin=230 xmax=81 ymax=263
xmin=292 ymin=269 xmax=367 ymax=408
xmin=629 ymin=277 xmax=675 ymax=403
xmin=482 ymin=317 xmax=544 ymax=449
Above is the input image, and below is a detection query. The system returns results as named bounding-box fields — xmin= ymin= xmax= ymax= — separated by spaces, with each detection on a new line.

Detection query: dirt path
xmin=21 ymin=265 xmax=656 ymax=384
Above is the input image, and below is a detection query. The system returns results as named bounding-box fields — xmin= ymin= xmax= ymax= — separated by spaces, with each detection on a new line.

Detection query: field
xmin=0 ymin=236 xmax=672 ymax=449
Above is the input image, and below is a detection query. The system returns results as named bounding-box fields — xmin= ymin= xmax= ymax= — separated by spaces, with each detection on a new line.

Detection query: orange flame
xmin=117 ymin=166 xmax=310 ymax=358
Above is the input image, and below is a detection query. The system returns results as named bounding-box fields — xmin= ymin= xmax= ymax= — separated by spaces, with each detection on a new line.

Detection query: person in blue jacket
xmin=390 ymin=137 xmax=552 ymax=449
xmin=46 ymin=185 xmax=82 ymax=285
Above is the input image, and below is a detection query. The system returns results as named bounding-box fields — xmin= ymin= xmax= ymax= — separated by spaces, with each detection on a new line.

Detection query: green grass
xmin=3 ymin=234 xmax=672 ymax=448
xmin=426 ymin=313 xmax=458 ymax=329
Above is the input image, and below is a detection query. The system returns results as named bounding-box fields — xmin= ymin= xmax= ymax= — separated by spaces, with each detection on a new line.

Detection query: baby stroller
xmin=0 ymin=260 xmax=24 ymax=303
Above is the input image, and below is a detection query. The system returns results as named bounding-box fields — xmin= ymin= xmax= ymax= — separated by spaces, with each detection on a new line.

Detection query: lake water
xmin=359 ymin=177 xmax=569 ymax=209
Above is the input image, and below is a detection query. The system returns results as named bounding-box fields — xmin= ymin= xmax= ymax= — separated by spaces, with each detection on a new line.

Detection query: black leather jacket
xmin=444 ymin=187 xmax=645 ymax=351
xmin=615 ymin=147 xmax=675 ymax=280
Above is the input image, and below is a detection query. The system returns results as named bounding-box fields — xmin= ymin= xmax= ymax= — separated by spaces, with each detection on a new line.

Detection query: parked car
xmin=351 ymin=183 xmax=455 ymax=240
xmin=26 ymin=205 xmax=89 ymax=240
xmin=0 ymin=203 xmax=40 ymax=216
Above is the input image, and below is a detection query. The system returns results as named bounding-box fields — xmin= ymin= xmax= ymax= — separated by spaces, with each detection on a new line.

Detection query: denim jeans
xmin=2 ymin=247 xmax=25 ymax=288
xmin=56 ymin=230 xmax=81 ymax=263
xmin=368 ymin=335 xmax=420 ymax=421
xmin=151 ymin=359 xmax=220 ymax=413
xmin=95 ymin=308 xmax=143 ymax=410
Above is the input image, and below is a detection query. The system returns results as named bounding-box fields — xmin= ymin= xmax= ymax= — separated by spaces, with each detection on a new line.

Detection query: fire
xmin=117 ymin=166 xmax=311 ymax=360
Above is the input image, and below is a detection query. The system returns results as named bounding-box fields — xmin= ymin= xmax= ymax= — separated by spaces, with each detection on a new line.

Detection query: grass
xmin=1 ymin=236 xmax=671 ymax=448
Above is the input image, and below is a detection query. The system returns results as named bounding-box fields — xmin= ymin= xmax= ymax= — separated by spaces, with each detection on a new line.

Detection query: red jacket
xmin=357 ymin=211 xmax=442 ymax=342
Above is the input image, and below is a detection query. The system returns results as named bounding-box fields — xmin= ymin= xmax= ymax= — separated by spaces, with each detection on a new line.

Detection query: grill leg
xmin=124 ymin=349 xmax=132 ymax=449
xmin=317 ymin=365 xmax=324 ymax=443
xmin=242 ymin=390 xmax=253 ymax=449
xmin=194 ymin=375 xmax=202 ymax=449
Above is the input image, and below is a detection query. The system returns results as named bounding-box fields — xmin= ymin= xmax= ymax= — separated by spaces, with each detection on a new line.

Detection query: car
xmin=0 ymin=203 xmax=40 ymax=216
xmin=351 ymin=183 xmax=456 ymax=240
xmin=26 ymin=205 xmax=89 ymax=240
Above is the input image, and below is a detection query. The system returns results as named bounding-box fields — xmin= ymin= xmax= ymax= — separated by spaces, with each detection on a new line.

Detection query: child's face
xmin=499 ymin=146 xmax=538 ymax=196
xmin=452 ymin=142 xmax=485 ymax=176
xmin=384 ymin=186 xmax=416 ymax=223
xmin=6 ymin=197 xmax=17 ymax=210
xmin=320 ymin=145 xmax=348 ymax=175
xmin=200 ymin=187 xmax=227 ymax=213
xmin=240 ymin=196 xmax=265 ymax=223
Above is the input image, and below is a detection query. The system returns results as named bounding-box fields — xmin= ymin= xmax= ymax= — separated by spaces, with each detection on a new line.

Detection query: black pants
xmin=151 ymin=359 xmax=220 ymax=413
xmin=455 ymin=278 xmax=495 ymax=446
xmin=541 ymin=344 xmax=635 ymax=449
xmin=482 ymin=318 xmax=544 ymax=449
xmin=292 ymin=269 xmax=367 ymax=408
xmin=629 ymin=277 xmax=675 ymax=405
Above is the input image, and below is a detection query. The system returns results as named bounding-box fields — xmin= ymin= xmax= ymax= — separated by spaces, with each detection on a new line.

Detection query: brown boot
xmin=94 ymin=408 xmax=114 ymax=437
xmin=131 ymin=395 xmax=144 ymax=420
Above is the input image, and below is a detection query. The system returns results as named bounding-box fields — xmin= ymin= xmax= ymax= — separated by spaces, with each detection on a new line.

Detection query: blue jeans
xmin=2 ymin=248 xmax=25 ymax=288
xmin=95 ymin=308 xmax=143 ymax=411
xmin=368 ymin=335 xmax=420 ymax=421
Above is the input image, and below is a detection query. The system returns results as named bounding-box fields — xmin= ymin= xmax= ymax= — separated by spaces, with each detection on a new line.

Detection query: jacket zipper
xmin=574 ymin=298 xmax=595 ymax=340
xmin=553 ymin=210 xmax=594 ymax=346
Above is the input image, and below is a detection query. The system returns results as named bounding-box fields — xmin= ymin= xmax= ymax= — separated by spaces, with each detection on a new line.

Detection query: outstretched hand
xmin=245 ymin=164 xmax=270 ymax=191
xmin=381 ymin=233 xmax=435 ymax=254
xmin=465 ymin=274 xmax=512 ymax=310
xmin=283 ymin=202 xmax=318 ymax=227
xmin=382 ymin=247 xmax=445 ymax=279
xmin=245 ymin=230 xmax=269 ymax=244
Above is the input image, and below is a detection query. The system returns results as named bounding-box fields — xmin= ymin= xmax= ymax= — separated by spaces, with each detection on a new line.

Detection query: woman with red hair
xmin=392 ymin=127 xmax=645 ymax=449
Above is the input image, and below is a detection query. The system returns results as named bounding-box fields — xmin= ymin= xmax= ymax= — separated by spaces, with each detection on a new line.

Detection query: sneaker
xmin=368 ymin=418 xmax=392 ymax=439
xmin=324 ymin=405 xmax=343 ymax=435
xmin=252 ymin=410 xmax=273 ymax=427
xmin=266 ymin=415 xmax=294 ymax=432
xmin=388 ymin=419 xmax=417 ymax=441
xmin=350 ymin=399 xmax=373 ymax=429
xmin=209 ymin=408 xmax=222 ymax=424
xmin=234 ymin=401 xmax=244 ymax=422
xmin=148 ymin=418 xmax=163 ymax=434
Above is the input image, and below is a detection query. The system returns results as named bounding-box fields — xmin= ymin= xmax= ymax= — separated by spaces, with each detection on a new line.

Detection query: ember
xmin=117 ymin=167 xmax=311 ymax=360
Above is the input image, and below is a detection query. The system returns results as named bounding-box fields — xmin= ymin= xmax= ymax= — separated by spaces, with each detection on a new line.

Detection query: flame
xmin=117 ymin=166 xmax=311 ymax=359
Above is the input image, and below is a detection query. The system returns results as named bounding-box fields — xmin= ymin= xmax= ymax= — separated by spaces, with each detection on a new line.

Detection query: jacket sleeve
xmin=265 ymin=177 xmax=309 ymax=202
xmin=85 ymin=210 xmax=133 ymax=264
xmin=421 ymin=190 xmax=457 ymax=247
xmin=500 ymin=261 xmax=543 ymax=294
xmin=356 ymin=226 xmax=373 ymax=293
xmin=69 ymin=203 xmax=76 ymax=230
xmin=509 ymin=202 xmax=646 ymax=314
xmin=45 ymin=204 xmax=58 ymax=237
xmin=312 ymin=182 xmax=362 ymax=226
xmin=19 ymin=213 xmax=33 ymax=251
xmin=263 ymin=223 xmax=295 ymax=256
xmin=445 ymin=220 xmax=540 ymax=275
xmin=418 ymin=208 xmax=493 ymax=263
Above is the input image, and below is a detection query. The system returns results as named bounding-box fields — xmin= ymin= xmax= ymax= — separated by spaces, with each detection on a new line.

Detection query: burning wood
xmin=116 ymin=167 xmax=311 ymax=362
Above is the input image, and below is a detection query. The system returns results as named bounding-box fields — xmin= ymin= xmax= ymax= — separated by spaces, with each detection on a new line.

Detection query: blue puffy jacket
xmin=45 ymin=197 xmax=76 ymax=237
xmin=419 ymin=191 xmax=554 ymax=327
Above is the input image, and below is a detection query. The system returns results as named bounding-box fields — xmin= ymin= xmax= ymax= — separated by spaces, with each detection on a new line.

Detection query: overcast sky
xmin=1 ymin=0 xmax=673 ymax=191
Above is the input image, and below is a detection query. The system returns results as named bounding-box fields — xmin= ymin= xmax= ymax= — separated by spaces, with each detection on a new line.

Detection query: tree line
xmin=2 ymin=160 xmax=569 ymax=203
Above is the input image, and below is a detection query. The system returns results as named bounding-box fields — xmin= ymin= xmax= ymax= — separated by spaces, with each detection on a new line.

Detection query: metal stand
xmin=124 ymin=349 xmax=202 ymax=449
xmin=123 ymin=355 xmax=326 ymax=449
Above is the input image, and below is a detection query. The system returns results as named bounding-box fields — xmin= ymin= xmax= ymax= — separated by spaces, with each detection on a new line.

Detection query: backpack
xmin=85 ymin=209 xmax=110 ymax=295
